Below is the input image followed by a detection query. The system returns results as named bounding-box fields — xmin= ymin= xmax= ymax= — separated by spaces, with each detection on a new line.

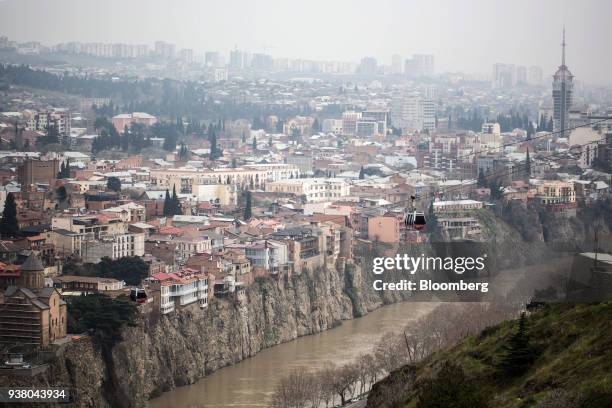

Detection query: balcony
xmin=169 ymin=285 xmax=198 ymax=297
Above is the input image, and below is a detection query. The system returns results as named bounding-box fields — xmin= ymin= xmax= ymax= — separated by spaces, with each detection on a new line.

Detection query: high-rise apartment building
xmin=25 ymin=109 xmax=71 ymax=141
xmin=154 ymin=41 xmax=176 ymax=59
xmin=404 ymin=54 xmax=434 ymax=77
xmin=492 ymin=63 xmax=516 ymax=88
xmin=229 ymin=48 xmax=244 ymax=70
xmin=359 ymin=57 xmax=378 ymax=75
xmin=391 ymin=54 xmax=402 ymax=74
xmin=391 ymin=94 xmax=436 ymax=132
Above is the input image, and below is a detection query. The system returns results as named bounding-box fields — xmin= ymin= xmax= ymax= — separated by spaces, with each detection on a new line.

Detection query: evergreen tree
xmin=179 ymin=143 xmax=188 ymax=160
xmin=244 ymin=191 xmax=252 ymax=220
xmin=359 ymin=166 xmax=365 ymax=180
xmin=525 ymin=148 xmax=531 ymax=179
xmin=0 ymin=192 xmax=19 ymax=238
xmin=163 ymin=189 xmax=171 ymax=216
xmin=538 ymin=114 xmax=546 ymax=131
xmin=57 ymin=162 xmax=66 ymax=179
xmin=210 ymin=130 xmax=218 ymax=159
xmin=252 ymin=136 xmax=257 ymax=150
xmin=312 ymin=118 xmax=321 ymax=133
xmin=276 ymin=120 xmax=284 ymax=133
xmin=231 ymin=158 xmax=237 ymax=168
xmin=499 ymin=313 xmax=537 ymax=376
xmin=106 ymin=177 xmax=121 ymax=192
xmin=171 ymin=185 xmax=181 ymax=215
xmin=425 ymin=201 xmax=439 ymax=238
xmin=527 ymin=120 xmax=535 ymax=140
xmin=477 ymin=168 xmax=487 ymax=187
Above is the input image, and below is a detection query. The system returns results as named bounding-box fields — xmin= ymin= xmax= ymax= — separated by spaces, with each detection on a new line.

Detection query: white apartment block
xmin=392 ymin=95 xmax=436 ymax=131
xmin=342 ymin=111 xmax=362 ymax=135
xmin=266 ymin=178 xmax=350 ymax=202
xmin=81 ymin=232 xmax=145 ymax=263
xmin=150 ymin=164 xmax=299 ymax=192
xmin=26 ymin=109 xmax=71 ymax=138
xmin=152 ymin=269 xmax=210 ymax=314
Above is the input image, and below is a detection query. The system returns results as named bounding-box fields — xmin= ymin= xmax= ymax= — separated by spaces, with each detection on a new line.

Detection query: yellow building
xmin=536 ymin=181 xmax=576 ymax=205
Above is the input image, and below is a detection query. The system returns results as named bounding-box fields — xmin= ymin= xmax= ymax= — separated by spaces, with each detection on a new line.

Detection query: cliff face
xmin=1 ymin=264 xmax=368 ymax=407
xmin=112 ymin=266 xmax=361 ymax=406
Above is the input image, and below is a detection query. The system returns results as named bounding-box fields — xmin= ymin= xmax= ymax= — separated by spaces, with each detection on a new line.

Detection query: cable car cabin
xmin=130 ymin=288 xmax=148 ymax=304
xmin=405 ymin=211 xmax=426 ymax=231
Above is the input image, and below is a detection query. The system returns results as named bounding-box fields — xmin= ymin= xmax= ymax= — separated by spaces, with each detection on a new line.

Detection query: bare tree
xmin=271 ymin=368 xmax=320 ymax=408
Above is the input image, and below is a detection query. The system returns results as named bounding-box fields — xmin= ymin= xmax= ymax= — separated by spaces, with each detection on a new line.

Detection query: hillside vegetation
xmin=367 ymin=302 xmax=612 ymax=408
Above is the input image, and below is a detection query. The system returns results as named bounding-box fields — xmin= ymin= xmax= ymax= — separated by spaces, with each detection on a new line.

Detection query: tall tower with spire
xmin=552 ymin=27 xmax=574 ymax=139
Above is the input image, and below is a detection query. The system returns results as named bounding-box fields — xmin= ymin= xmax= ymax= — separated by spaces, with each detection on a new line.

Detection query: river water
xmin=149 ymin=302 xmax=438 ymax=408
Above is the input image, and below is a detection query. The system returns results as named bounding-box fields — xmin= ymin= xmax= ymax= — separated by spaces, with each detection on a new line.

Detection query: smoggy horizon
xmin=1 ymin=0 xmax=611 ymax=85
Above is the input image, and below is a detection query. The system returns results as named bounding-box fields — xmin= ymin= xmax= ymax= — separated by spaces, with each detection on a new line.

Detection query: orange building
xmin=368 ymin=215 xmax=400 ymax=243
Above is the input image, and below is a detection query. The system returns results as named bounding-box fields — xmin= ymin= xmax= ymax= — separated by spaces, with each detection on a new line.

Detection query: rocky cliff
xmin=4 ymin=261 xmax=381 ymax=407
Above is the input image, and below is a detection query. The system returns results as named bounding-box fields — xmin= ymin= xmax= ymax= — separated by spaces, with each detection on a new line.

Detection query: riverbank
xmin=149 ymin=301 xmax=439 ymax=407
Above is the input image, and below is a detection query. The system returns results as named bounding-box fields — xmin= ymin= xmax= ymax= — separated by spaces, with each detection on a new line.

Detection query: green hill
xmin=367 ymin=302 xmax=612 ymax=408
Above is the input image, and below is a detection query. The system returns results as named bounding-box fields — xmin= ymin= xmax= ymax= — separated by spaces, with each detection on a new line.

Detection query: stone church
xmin=0 ymin=253 xmax=67 ymax=347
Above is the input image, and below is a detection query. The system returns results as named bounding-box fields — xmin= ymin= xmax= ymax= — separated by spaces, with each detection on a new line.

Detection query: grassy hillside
xmin=367 ymin=302 xmax=612 ymax=408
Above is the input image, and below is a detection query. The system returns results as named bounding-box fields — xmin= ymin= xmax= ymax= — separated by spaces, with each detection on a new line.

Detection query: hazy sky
xmin=1 ymin=0 xmax=611 ymax=84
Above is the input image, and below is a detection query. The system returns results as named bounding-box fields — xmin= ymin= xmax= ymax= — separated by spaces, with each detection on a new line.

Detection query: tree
xmin=231 ymin=158 xmax=237 ymax=168
xmin=527 ymin=120 xmax=535 ymax=140
xmin=271 ymin=368 xmax=321 ymax=408
xmin=311 ymin=118 xmax=321 ymax=133
xmin=252 ymin=136 xmax=257 ymax=150
xmin=477 ymin=168 xmax=487 ymax=187
xmin=170 ymin=185 xmax=181 ymax=216
xmin=525 ymin=148 xmax=531 ymax=179
xmin=252 ymin=116 xmax=265 ymax=130
xmin=0 ymin=192 xmax=19 ymax=238
xmin=55 ymin=185 xmax=68 ymax=203
xmin=417 ymin=362 xmax=487 ymax=408
xmin=107 ymin=177 xmax=121 ymax=192
xmin=96 ymin=256 xmax=149 ymax=286
xmin=179 ymin=143 xmax=189 ymax=160
xmin=163 ymin=189 xmax=172 ymax=216
xmin=359 ymin=166 xmax=365 ymax=179
xmin=57 ymin=161 xmax=66 ymax=179
xmin=210 ymin=129 xmax=219 ymax=159
xmin=499 ymin=312 xmax=537 ymax=376
xmin=244 ymin=191 xmax=252 ymax=220
xmin=63 ymin=159 xmax=70 ymax=178
xmin=67 ymin=293 xmax=137 ymax=347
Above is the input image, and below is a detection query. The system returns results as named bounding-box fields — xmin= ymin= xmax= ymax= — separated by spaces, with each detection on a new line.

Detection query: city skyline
xmin=0 ymin=0 xmax=611 ymax=84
